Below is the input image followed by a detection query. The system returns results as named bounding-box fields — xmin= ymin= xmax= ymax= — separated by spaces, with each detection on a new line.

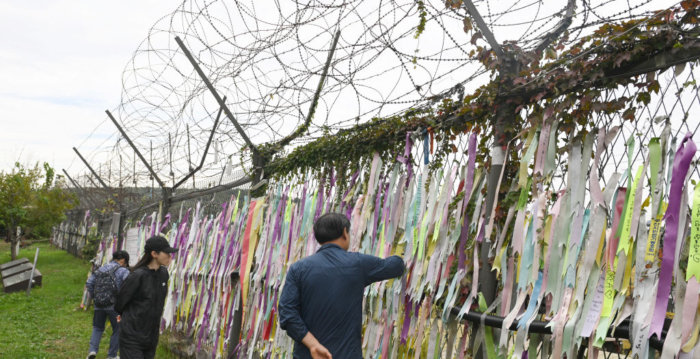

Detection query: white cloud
xmin=0 ymin=0 xmax=176 ymax=173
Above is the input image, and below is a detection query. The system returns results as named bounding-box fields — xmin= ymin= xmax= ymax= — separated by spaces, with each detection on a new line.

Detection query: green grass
xmin=0 ymin=241 xmax=178 ymax=359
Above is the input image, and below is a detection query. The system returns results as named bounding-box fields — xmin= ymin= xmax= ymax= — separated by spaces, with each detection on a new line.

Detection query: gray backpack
xmin=93 ymin=265 xmax=119 ymax=308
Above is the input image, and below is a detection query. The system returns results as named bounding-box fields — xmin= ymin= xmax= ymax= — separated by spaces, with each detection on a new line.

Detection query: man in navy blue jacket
xmin=279 ymin=213 xmax=405 ymax=359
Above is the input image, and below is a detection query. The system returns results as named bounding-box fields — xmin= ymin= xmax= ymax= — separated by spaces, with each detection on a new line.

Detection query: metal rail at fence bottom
xmin=450 ymin=306 xmax=669 ymax=356
xmin=224 ymin=272 xmax=670 ymax=358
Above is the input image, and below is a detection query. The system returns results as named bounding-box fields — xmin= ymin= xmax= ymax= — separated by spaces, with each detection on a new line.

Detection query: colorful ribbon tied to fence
xmin=110 ymin=122 xmax=700 ymax=359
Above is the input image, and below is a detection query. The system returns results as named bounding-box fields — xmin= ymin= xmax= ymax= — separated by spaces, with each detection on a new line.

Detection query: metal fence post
xmin=161 ymin=187 xmax=172 ymax=226
xmin=228 ymin=271 xmax=242 ymax=359
xmin=117 ymin=208 xmax=125 ymax=250
xmin=26 ymin=247 xmax=40 ymax=296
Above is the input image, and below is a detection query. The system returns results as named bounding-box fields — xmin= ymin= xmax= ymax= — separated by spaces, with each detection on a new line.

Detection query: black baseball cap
xmin=112 ymin=250 xmax=130 ymax=265
xmin=144 ymin=236 xmax=178 ymax=254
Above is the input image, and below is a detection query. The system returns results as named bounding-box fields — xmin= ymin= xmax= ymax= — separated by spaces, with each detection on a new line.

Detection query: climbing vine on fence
xmin=259 ymin=3 xmax=700 ymax=200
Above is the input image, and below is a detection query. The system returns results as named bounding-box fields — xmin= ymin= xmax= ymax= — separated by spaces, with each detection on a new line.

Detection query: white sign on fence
xmin=110 ymin=213 xmax=121 ymax=235
xmin=124 ymin=228 xmax=140 ymax=266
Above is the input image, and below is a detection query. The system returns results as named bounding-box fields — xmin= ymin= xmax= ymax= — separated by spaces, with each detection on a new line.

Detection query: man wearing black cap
xmin=85 ymin=250 xmax=130 ymax=359
xmin=115 ymin=236 xmax=177 ymax=359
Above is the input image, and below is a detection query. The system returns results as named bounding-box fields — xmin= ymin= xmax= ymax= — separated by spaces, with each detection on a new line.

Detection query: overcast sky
xmin=0 ymin=1 xmax=175 ymax=173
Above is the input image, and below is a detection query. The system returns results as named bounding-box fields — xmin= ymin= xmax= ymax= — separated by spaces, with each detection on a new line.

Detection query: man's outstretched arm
xmin=360 ymin=254 xmax=405 ymax=285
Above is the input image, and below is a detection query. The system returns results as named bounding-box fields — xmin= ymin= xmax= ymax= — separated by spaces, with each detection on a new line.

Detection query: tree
xmin=27 ymin=163 xmax=78 ymax=238
xmin=0 ymin=162 xmax=77 ymax=260
xmin=0 ymin=163 xmax=38 ymax=259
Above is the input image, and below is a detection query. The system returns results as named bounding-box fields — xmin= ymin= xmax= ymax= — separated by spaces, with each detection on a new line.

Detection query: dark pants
xmin=119 ymin=345 xmax=156 ymax=359
xmin=89 ymin=309 xmax=119 ymax=357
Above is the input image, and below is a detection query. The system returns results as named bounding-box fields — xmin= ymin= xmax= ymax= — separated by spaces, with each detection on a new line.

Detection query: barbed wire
xmin=68 ymin=0 xmax=664 ymax=192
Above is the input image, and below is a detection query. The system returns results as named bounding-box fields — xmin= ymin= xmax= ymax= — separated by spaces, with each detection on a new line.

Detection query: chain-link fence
xmin=53 ymin=57 xmax=700 ymax=359
xmin=50 ymin=2 xmax=700 ymax=358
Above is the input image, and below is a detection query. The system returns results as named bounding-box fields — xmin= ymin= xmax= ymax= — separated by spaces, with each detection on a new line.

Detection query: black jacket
xmin=114 ymin=266 xmax=169 ymax=350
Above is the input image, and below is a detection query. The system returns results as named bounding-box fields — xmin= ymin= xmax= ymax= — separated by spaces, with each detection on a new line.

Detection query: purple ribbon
xmin=649 ymin=132 xmax=696 ymax=338
xmin=286 ymin=201 xmax=297 ymax=261
xmin=325 ymin=168 xmax=336 ymax=213
xmin=297 ymin=182 xmax=307 ymax=239
xmin=397 ymin=133 xmax=411 ymax=164
xmin=341 ymin=170 xmax=360 ymax=215
xmin=267 ymin=187 xmax=288 ymax=275
xmin=314 ymin=180 xmax=324 ymax=222
xmin=159 ymin=213 xmax=171 ymax=233
xmin=458 ymin=133 xmax=477 ymax=270
xmin=379 ymin=181 xmax=391 ymax=252
xmin=475 ymin=221 xmax=485 ymax=243
xmin=401 ymin=298 xmax=412 ymax=344
xmin=371 ymin=178 xmax=386 ymax=251
xmin=177 ymin=209 xmax=191 ymax=250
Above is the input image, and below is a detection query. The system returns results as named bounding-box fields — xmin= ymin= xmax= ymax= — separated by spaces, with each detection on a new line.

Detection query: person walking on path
xmin=278 ymin=213 xmax=405 ymax=359
xmin=114 ymin=236 xmax=177 ymax=359
xmin=85 ymin=250 xmax=130 ymax=359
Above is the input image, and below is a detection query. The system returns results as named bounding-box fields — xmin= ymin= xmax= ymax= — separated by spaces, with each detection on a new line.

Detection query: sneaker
xmin=87 ymin=353 xmax=97 ymax=359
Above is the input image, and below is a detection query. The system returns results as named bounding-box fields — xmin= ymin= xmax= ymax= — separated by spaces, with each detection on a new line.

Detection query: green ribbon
xmin=686 ymin=183 xmax=700 ymax=281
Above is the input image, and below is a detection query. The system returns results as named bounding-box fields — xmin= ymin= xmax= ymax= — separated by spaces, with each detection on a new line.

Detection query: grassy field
xmin=0 ymin=241 xmax=178 ymax=359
